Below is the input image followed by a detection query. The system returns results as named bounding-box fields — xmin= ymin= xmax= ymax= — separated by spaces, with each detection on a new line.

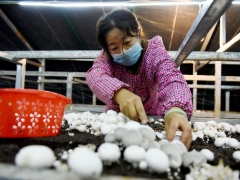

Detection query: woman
xmin=86 ymin=8 xmax=193 ymax=149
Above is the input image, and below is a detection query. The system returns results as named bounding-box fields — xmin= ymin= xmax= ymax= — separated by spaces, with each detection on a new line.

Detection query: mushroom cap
xmin=140 ymin=138 xmax=150 ymax=150
xmin=114 ymin=126 xmax=128 ymax=141
xmin=145 ymin=148 xmax=170 ymax=174
xmin=15 ymin=145 xmax=56 ymax=168
xmin=232 ymin=151 xmax=240 ymax=161
xmin=214 ymin=138 xmax=226 ymax=147
xmin=147 ymin=141 xmax=161 ymax=150
xmin=122 ymin=129 xmax=143 ymax=147
xmin=228 ymin=138 xmax=239 ymax=148
xmin=171 ymin=140 xmax=187 ymax=155
xmin=106 ymin=115 xmax=119 ymax=124
xmin=155 ymin=132 xmax=165 ymax=140
xmin=92 ymin=121 xmax=102 ymax=132
xmin=98 ymin=143 xmax=121 ymax=163
xmin=77 ymin=124 xmax=87 ymax=132
xmin=104 ymin=132 xmax=116 ymax=143
xmin=161 ymin=142 xmax=182 ymax=156
xmin=68 ymin=147 xmax=103 ymax=179
xmin=100 ymin=123 xmax=113 ymax=135
xmin=124 ymin=145 xmax=146 ymax=163
xmin=160 ymin=142 xmax=183 ymax=169
xmin=200 ymin=149 xmax=214 ymax=161
xmin=117 ymin=113 xmax=128 ymax=123
xmin=125 ymin=120 xmax=141 ymax=130
xmin=168 ymin=153 xmax=182 ymax=169
xmin=107 ymin=110 xmax=118 ymax=116
xmin=182 ymin=150 xmax=206 ymax=168
xmin=139 ymin=160 xmax=148 ymax=170
xmin=138 ymin=125 xmax=156 ymax=141
xmin=98 ymin=112 xmax=107 ymax=122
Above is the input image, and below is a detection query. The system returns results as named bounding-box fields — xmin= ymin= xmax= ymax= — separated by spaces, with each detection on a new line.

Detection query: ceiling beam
xmin=196 ymin=32 xmax=240 ymax=70
xmin=174 ymin=0 xmax=233 ymax=67
xmin=2 ymin=51 xmax=240 ymax=61
xmin=0 ymin=8 xmax=33 ymax=50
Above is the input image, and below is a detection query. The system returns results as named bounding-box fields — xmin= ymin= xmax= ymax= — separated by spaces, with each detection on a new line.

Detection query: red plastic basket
xmin=0 ymin=88 xmax=72 ymax=138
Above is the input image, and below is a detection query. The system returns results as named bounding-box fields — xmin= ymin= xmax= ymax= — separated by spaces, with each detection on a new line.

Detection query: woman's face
xmin=106 ymin=28 xmax=138 ymax=55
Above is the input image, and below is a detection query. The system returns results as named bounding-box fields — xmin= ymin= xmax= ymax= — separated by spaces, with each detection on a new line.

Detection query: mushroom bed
xmin=0 ymin=110 xmax=240 ymax=180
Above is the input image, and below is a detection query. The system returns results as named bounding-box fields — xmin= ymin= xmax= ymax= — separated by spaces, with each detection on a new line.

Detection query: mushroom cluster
xmin=14 ymin=110 xmax=240 ymax=179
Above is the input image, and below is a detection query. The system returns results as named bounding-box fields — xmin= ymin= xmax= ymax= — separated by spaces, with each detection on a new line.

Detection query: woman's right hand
xmin=114 ymin=88 xmax=148 ymax=124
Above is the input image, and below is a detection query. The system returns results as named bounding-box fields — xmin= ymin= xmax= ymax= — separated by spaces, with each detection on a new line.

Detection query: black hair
xmin=96 ymin=8 xmax=144 ymax=59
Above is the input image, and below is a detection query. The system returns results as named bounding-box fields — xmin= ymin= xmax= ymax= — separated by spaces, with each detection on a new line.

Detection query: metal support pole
xmin=67 ymin=73 xmax=73 ymax=100
xmin=215 ymin=61 xmax=221 ymax=118
xmin=92 ymin=94 xmax=97 ymax=105
xmin=225 ymin=91 xmax=230 ymax=112
xmin=214 ymin=13 xmax=226 ymax=118
xmin=15 ymin=59 xmax=26 ymax=89
xmin=38 ymin=59 xmax=45 ymax=90
xmin=193 ymin=62 xmax=198 ymax=111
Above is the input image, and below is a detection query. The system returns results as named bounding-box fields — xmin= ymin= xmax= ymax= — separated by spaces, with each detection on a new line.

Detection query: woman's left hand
xmin=164 ymin=112 xmax=192 ymax=149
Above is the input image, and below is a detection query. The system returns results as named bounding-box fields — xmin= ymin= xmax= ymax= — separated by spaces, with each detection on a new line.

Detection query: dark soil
xmin=0 ymin=122 xmax=240 ymax=180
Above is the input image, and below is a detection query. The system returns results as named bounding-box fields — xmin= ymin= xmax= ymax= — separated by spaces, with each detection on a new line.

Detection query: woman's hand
xmin=114 ymin=88 xmax=148 ymax=124
xmin=165 ymin=111 xmax=192 ymax=149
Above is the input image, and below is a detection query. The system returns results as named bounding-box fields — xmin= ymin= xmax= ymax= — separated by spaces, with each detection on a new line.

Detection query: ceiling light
xmin=18 ymin=1 xmax=208 ymax=7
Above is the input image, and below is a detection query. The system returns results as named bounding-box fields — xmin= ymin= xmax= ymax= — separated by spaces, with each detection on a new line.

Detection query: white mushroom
xmin=117 ymin=112 xmax=127 ymax=123
xmin=100 ymin=123 xmax=113 ymax=135
xmin=192 ymin=133 xmax=197 ymax=141
xmin=15 ymin=145 xmax=56 ymax=168
xmin=182 ymin=150 xmax=206 ymax=168
xmin=232 ymin=151 xmax=240 ymax=162
xmin=227 ymin=138 xmax=239 ymax=148
xmin=124 ymin=145 xmax=146 ymax=168
xmin=91 ymin=121 xmax=102 ymax=132
xmin=195 ymin=131 xmax=204 ymax=139
xmin=159 ymin=139 xmax=168 ymax=146
xmin=138 ymin=125 xmax=156 ymax=141
xmin=76 ymin=124 xmax=87 ymax=132
xmin=114 ymin=126 xmax=128 ymax=141
xmin=98 ymin=112 xmax=107 ymax=122
xmin=140 ymin=138 xmax=150 ymax=150
xmin=160 ymin=142 xmax=182 ymax=169
xmin=106 ymin=115 xmax=119 ymax=124
xmin=104 ymin=132 xmax=116 ymax=143
xmin=122 ymin=129 xmax=143 ymax=147
xmin=98 ymin=143 xmax=121 ymax=165
xmin=139 ymin=160 xmax=148 ymax=170
xmin=107 ymin=110 xmax=118 ymax=116
xmin=214 ymin=137 xmax=226 ymax=147
xmin=69 ymin=121 xmax=78 ymax=130
xmin=216 ymin=131 xmax=226 ymax=138
xmin=155 ymin=132 xmax=165 ymax=140
xmin=235 ymin=124 xmax=240 ymax=133
xmin=200 ymin=149 xmax=214 ymax=161
xmin=171 ymin=140 xmax=187 ymax=155
xmin=68 ymin=147 xmax=102 ymax=179
xmin=145 ymin=148 xmax=170 ymax=174
xmin=147 ymin=141 xmax=161 ymax=150
xmin=125 ymin=120 xmax=141 ymax=130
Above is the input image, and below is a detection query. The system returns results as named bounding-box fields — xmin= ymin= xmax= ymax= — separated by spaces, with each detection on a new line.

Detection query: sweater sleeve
xmin=153 ymin=37 xmax=193 ymax=120
xmin=86 ymin=51 xmax=131 ymax=110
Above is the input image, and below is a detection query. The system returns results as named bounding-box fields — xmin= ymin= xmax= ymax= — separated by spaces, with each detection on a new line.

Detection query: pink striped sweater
xmin=86 ymin=36 xmax=193 ymax=119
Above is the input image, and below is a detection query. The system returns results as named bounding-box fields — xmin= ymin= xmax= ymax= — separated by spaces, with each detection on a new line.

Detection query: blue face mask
xmin=111 ymin=40 xmax=143 ymax=66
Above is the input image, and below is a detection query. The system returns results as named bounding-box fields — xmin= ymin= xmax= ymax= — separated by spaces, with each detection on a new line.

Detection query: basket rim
xmin=0 ymin=88 xmax=72 ymax=104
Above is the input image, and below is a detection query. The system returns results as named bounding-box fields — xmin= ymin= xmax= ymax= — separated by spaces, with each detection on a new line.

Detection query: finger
xmin=165 ymin=119 xmax=178 ymax=142
xmin=127 ymin=103 xmax=138 ymax=121
xmin=119 ymin=105 xmax=127 ymax=118
xmin=135 ymin=101 xmax=148 ymax=124
xmin=180 ymin=123 xmax=192 ymax=149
